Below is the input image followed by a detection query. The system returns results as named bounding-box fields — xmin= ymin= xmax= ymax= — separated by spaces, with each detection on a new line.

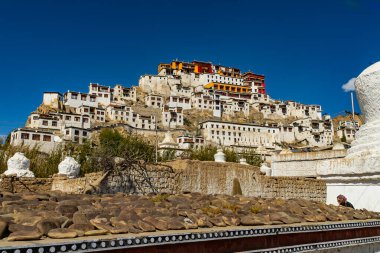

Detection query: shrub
xmin=224 ymin=148 xmax=238 ymax=163
xmin=250 ymin=204 xmax=262 ymax=214
xmin=186 ymin=145 xmax=217 ymax=161
xmin=239 ymin=149 xmax=263 ymax=167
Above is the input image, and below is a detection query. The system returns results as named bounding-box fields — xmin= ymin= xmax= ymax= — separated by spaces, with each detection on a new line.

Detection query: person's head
xmin=337 ymin=194 xmax=347 ymax=204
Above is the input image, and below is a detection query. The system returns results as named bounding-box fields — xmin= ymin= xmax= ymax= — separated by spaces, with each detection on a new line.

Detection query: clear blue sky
xmin=1 ymin=0 xmax=379 ymax=136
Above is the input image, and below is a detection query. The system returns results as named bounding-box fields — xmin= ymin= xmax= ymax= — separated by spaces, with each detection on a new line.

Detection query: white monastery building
xmin=10 ymin=60 xmax=336 ymax=155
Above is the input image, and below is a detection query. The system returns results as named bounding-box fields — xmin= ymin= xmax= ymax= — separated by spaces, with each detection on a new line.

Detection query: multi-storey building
xmin=89 ymin=83 xmax=112 ymax=106
xmin=199 ymin=120 xmax=280 ymax=150
xmin=336 ymin=120 xmax=359 ymax=143
xmin=113 ymin=85 xmax=136 ymax=103
xmin=10 ymin=60 xmax=336 ymax=155
xmin=162 ymin=106 xmax=183 ymax=128
xmin=145 ymin=95 xmax=164 ymax=109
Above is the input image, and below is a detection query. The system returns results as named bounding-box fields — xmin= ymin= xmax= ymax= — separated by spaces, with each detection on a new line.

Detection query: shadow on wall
xmin=232 ymin=178 xmax=243 ymax=195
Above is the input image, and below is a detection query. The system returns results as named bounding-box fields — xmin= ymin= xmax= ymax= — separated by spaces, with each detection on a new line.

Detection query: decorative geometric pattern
xmin=1 ymin=220 xmax=379 ymax=252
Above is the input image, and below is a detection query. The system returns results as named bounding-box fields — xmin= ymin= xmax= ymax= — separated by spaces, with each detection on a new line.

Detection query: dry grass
xmin=250 ymin=204 xmax=262 ymax=214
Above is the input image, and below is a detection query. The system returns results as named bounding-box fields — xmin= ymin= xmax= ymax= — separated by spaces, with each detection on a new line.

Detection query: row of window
xmin=21 ymin=133 xmax=52 ymax=142
xmin=70 ymin=94 xmax=96 ymax=102
xmin=207 ymin=124 xmax=276 ymax=133
xmin=148 ymin=96 xmax=163 ymax=101
xmin=42 ymin=120 xmax=58 ymax=127
xmin=92 ymin=92 xmax=109 ymax=98
xmin=210 ymin=135 xmax=272 ymax=144
xmin=171 ymin=98 xmax=190 ymax=103
xmin=150 ymin=102 xmax=162 ymax=107
xmin=65 ymin=129 xmax=88 ymax=137
xmin=63 ymin=115 xmax=89 ymax=123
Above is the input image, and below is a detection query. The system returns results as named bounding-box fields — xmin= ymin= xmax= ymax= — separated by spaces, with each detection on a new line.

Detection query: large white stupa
xmin=317 ymin=61 xmax=380 ymax=211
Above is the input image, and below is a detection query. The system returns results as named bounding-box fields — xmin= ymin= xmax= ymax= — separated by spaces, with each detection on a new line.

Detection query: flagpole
xmin=351 ymin=92 xmax=355 ymax=121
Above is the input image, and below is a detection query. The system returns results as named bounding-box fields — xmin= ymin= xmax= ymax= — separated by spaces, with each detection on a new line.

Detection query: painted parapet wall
xmin=51 ymin=160 xmax=326 ymax=202
xmin=271 ymin=150 xmax=347 ymax=177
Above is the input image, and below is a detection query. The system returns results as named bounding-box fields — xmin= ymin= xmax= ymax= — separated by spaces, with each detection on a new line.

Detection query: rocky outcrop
xmin=3 ymin=152 xmax=35 ymax=178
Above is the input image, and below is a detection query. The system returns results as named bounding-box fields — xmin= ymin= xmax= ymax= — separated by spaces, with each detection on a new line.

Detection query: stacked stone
xmin=0 ymin=191 xmax=378 ymax=241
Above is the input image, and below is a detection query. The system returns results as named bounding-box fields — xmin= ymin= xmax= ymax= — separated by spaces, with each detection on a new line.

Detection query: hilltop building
xmin=10 ymin=60 xmax=335 ymax=156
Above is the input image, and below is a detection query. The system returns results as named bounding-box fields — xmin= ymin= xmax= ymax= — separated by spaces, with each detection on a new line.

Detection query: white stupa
xmin=159 ymin=131 xmax=178 ymax=149
xmin=317 ymin=61 xmax=380 ymax=211
xmin=4 ymin=152 xmax=35 ymax=177
xmin=58 ymin=156 xmax=80 ymax=178
xmin=214 ymin=148 xmax=226 ymax=163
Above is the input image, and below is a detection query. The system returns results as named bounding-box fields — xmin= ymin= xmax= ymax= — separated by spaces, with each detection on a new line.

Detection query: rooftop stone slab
xmin=0 ymin=191 xmax=378 ymax=244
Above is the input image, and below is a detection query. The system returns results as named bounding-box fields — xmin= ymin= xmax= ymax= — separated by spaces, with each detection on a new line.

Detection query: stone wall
xmin=103 ymin=164 xmax=177 ymax=194
xmin=51 ymin=164 xmax=178 ymax=194
xmin=0 ymin=176 xmax=52 ymax=193
xmin=168 ymin=160 xmax=325 ymax=202
xmin=51 ymin=172 xmax=102 ymax=193
xmin=7 ymin=160 xmax=326 ymax=202
xmin=271 ymin=150 xmax=347 ymax=177
xmin=51 ymin=160 xmax=325 ymax=202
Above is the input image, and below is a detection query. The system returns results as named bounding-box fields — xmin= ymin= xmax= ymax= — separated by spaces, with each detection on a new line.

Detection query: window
xmin=83 ymin=118 xmax=89 ymax=123
xmin=104 ymin=94 xmax=109 ymax=98
xmin=83 ymin=131 xmax=88 ymax=137
xmin=66 ymin=130 xmax=69 ymax=135
xmin=43 ymin=135 xmax=51 ymax=142
xmin=74 ymin=117 xmax=80 ymax=122
xmin=74 ymin=130 xmax=80 ymax=136
xmin=21 ymin=133 xmax=30 ymax=139
xmin=52 ymin=121 xmax=57 ymax=127
xmin=65 ymin=116 xmax=71 ymax=121
xmin=32 ymin=134 xmax=40 ymax=141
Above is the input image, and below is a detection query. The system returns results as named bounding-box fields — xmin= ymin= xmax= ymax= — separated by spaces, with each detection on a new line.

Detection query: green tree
xmin=186 ymin=145 xmax=217 ymax=161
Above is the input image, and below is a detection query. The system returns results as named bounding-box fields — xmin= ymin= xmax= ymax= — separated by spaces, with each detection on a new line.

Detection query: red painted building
xmin=192 ymin=61 xmax=213 ymax=74
xmin=242 ymin=72 xmax=266 ymax=94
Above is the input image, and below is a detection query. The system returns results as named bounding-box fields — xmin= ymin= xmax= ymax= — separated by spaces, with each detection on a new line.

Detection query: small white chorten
xmin=159 ymin=131 xmax=179 ymax=149
xmin=214 ymin=148 xmax=226 ymax=163
xmin=58 ymin=156 xmax=80 ymax=178
xmin=4 ymin=152 xmax=35 ymax=178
